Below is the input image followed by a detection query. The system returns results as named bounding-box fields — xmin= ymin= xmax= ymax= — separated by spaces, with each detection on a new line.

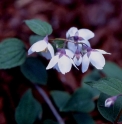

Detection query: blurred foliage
xmin=15 ymin=89 xmax=42 ymax=124
xmin=0 ymin=0 xmax=122 ymax=124
xmin=0 ymin=38 xmax=26 ymax=69
xmin=73 ymin=113 xmax=95 ymax=124
xmin=86 ymin=77 xmax=122 ymax=96
xmin=97 ymin=93 xmax=122 ymax=123
xmin=25 ymin=19 xmax=53 ymax=36
xmin=21 ymin=57 xmax=47 ymax=85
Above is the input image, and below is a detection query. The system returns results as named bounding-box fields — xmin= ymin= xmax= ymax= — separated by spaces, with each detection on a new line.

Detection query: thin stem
xmin=114 ymin=109 xmax=122 ymax=124
xmin=49 ymin=38 xmax=89 ymax=47
xmin=35 ymin=85 xmax=65 ymax=124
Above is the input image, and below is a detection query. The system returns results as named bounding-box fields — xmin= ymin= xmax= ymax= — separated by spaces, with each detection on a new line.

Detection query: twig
xmin=49 ymin=38 xmax=89 ymax=47
xmin=35 ymin=85 xmax=65 ymax=124
xmin=114 ymin=109 xmax=122 ymax=124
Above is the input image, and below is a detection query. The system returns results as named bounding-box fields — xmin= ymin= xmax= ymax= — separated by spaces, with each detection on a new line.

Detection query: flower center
xmin=74 ymin=36 xmax=79 ymax=41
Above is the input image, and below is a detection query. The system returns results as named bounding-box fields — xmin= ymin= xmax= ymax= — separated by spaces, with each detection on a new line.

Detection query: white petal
xmin=47 ymin=43 xmax=54 ymax=57
xmin=58 ymin=56 xmax=72 ymax=74
xmin=65 ymin=49 xmax=74 ymax=58
xmin=46 ymin=55 xmax=59 ymax=70
xmin=95 ymin=49 xmax=111 ymax=54
xmin=78 ymin=29 xmax=94 ymax=40
xmin=82 ymin=53 xmax=90 ymax=73
xmin=67 ymin=42 xmax=77 ymax=53
xmin=66 ymin=27 xmax=78 ymax=38
xmin=53 ymin=64 xmax=60 ymax=72
xmin=28 ymin=48 xmax=34 ymax=55
xmin=28 ymin=40 xmax=47 ymax=55
xmin=90 ymin=52 xmax=105 ymax=69
xmin=41 ymin=50 xmax=51 ymax=60
xmin=105 ymin=99 xmax=113 ymax=107
xmin=79 ymin=39 xmax=91 ymax=47
xmin=73 ymin=56 xmax=82 ymax=66
xmin=70 ymin=58 xmax=79 ymax=70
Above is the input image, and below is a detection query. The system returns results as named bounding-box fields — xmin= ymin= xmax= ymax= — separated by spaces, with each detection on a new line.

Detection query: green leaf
xmin=52 ymin=40 xmax=64 ymax=48
xmin=25 ymin=19 xmax=53 ymax=36
xmin=97 ymin=93 xmax=122 ymax=123
xmin=63 ymin=88 xmax=95 ymax=113
xmin=21 ymin=57 xmax=47 ymax=85
xmin=50 ymin=91 xmax=71 ymax=111
xmin=15 ymin=89 xmax=42 ymax=124
xmin=73 ymin=113 xmax=95 ymax=124
xmin=43 ymin=120 xmax=58 ymax=124
xmin=82 ymin=70 xmax=101 ymax=99
xmin=0 ymin=38 xmax=26 ymax=69
xmin=82 ymin=83 xmax=100 ymax=99
xmin=29 ymin=35 xmax=44 ymax=45
xmin=82 ymin=70 xmax=101 ymax=83
xmin=102 ymin=62 xmax=122 ymax=80
xmin=86 ymin=78 xmax=122 ymax=96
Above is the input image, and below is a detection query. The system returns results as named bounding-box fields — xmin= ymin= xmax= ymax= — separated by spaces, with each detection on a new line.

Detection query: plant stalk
xmin=114 ymin=109 xmax=122 ymax=124
xmin=35 ymin=85 xmax=65 ymax=124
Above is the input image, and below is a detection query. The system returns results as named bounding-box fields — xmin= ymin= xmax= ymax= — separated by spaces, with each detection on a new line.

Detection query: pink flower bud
xmin=105 ymin=96 xmax=117 ymax=107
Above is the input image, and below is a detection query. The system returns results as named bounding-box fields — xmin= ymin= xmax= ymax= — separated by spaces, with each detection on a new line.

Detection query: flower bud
xmin=105 ymin=96 xmax=117 ymax=107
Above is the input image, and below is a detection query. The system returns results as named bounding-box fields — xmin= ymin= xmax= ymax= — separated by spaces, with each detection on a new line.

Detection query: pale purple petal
xmin=67 ymin=42 xmax=77 ymax=53
xmin=73 ymin=56 xmax=82 ymax=66
xmin=47 ymin=43 xmax=54 ymax=57
xmin=46 ymin=55 xmax=59 ymax=70
xmin=90 ymin=52 xmax=105 ymax=69
xmin=58 ymin=56 xmax=72 ymax=74
xmin=41 ymin=50 xmax=51 ymax=60
xmin=53 ymin=64 xmax=60 ymax=72
xmin=79 ymin=39 xmax=91 ymax=47
xmin=82 ymin=53 xmax=90 ymax=73
xmin=95 ymin=49 xmax=111 ymax=54
xmin=65 ymin=49 xmax=74 ymax=58
xmin=70 ymin=58 xmax=79 ymax=70
xmin=78 ymin=29 xmax=95 ymax=40
xmin=28 ymin=40 xmax=47 ymax=55
xmin=66 ymin=27 xmax=78 ymax=38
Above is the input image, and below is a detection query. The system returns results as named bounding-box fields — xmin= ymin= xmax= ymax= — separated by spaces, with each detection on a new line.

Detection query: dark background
xmin=0 ymin=0 xmax=122 ymax=123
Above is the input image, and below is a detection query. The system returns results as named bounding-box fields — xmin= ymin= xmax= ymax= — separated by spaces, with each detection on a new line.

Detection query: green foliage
xmin=29 ymin=35 xmax=44 ymax=45
xmin=15 ymin=89 xmax=42 ymax=124
xmin=21 ymin=57 xmax=47 ymax=85
xmin=97 ymin=93 xmax=122 ymax=123
xmin=53 ymin=40 xmax=64 ymax=49
xmin=50 ymin=91 xmax=71 ymax=111
xmin=0 ymin=38 xmax=26 ymax=69
xmin=63 ymin=88 xmax=95 ymax=113
xmin=82 ymin=70 xmax=101 ymax=83
xmin=73 ymin=113 xmax=95 ymax=124
xmin=43 ymin=120 xmax=58 ymax=124
xmin=82 ymin=70 xmax=101 ymax=99
xmin=25 ymin=19 xmax=53 ymax=36
xmin=102 ymin=62 xmax=122 ymax=80
xmin=86 ymin=77 xmax=122 ymax=96
xmin=51 ymin=88 xmax=95 ymax=113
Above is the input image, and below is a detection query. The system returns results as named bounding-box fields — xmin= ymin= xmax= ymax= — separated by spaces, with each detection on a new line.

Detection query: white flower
xmin=46 ymin=49 xmax=78 ymax=74
xmin=73 ymin=53 xmax=82 ymax=66
xmin=105 ymin=96 xmax=117 ymax=107
xmin=66 ymin=27 xmax=94 ymax=53
xmin=82 ymin=49 xmax=111 ymax=73
xmin=28 ymin=36 xmax=54 ymax=58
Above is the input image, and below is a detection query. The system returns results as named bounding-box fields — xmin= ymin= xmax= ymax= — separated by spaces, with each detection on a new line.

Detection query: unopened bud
xmin=105 ymin=96 xmax=117 ymax=107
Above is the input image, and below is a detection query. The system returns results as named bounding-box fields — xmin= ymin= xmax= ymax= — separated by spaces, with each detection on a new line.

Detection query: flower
xmin=66 ymin=27 xmax=94 ymax=53
xmin=73 ymin=49 xmax=82 ymax=66
xmin=46 ymin=49 xmax=78 ymax=74
xmin=82 ymin=49 xmax=111 ymax=73
xmin=73 ymin=54 xmax=82 ymax=66
xmin=28 ymin=36 xmax=54 ymax=58
xmin=105 ymin=96 xmax=117 ymax=107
